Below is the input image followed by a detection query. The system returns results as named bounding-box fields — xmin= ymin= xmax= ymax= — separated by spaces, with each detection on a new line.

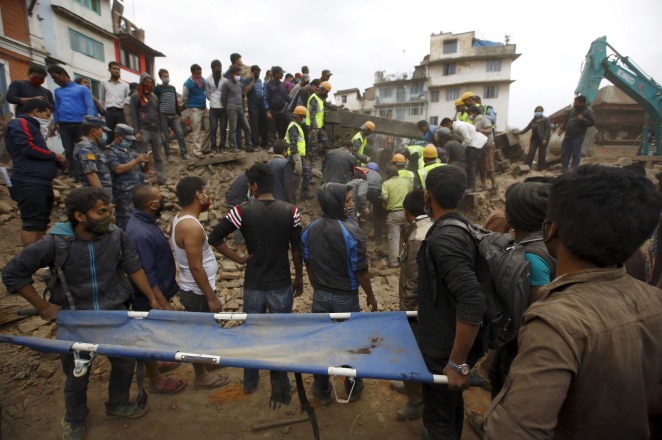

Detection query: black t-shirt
xmin=209 ymin=199 xmax=301 ymax=290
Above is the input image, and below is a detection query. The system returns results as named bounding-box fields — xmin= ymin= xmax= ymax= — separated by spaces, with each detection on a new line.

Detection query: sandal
xmin=157 ymin=361 xmax=181 ymax=373
xmin=149 ymin=377 xmax=187 ymax=395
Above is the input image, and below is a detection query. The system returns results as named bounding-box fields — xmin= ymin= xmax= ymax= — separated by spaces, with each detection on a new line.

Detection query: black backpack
xmin=433 ymin=218 xmax=555 ymax=349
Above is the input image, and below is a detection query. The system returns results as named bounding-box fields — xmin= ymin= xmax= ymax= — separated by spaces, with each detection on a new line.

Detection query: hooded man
xmin=301 ymin=182 xmax=378 ymax=406
xmin=130 ymin=72 xmax=166 ymax=183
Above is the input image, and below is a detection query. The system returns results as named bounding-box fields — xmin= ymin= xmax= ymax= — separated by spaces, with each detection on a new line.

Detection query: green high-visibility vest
xmin=407 ymin=145 xmax=425 ymax=168
xmin=305 ymin=94 xmax=325 ymax=128
xmin=418 ymin=161 xmax=443 ymax=188
xmin=398 ymin=169 xmax=415 ymax=190
xmin=352 ymin=132 xmax=367 ymax=156
xmin=285 ymin=121 xmax=306 ymax=157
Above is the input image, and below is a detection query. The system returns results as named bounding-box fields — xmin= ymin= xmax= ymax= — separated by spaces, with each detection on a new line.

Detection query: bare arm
xmin=356 ymin=271 xmax=377 ymax=311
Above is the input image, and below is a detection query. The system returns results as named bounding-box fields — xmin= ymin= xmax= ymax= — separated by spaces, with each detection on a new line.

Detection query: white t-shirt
xmin=452 ymin=120 xmax=488 ymax=149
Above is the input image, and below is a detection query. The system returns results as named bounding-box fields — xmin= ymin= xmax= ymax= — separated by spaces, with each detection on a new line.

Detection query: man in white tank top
xmin=172 ymin=176 xmax=229 ymax=390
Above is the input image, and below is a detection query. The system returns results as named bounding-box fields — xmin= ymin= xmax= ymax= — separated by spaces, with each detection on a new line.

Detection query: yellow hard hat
xmin=392 ymin=153 xmax=406 ymax=164
xmin=454 ymin=98 xmax=465 ymax=107
xmin=461 ymin=91 xmax=474 ymax=101
xmin=363 ymin=121 xmax=375 ymax=132
xmin=320 ymin=81 xmax=332 ymax=92
xmin=293 ymin=105 xmax=308 ymax=116
xmin=423 ymin=144 xmax=438 ymax=159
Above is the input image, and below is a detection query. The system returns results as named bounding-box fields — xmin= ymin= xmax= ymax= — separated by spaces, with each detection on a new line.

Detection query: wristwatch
xmin=446 ymin=360 xmax=470 ymax=375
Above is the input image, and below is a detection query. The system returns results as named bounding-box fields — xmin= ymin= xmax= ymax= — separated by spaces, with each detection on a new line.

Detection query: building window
xmin=75 ymin=0 xmax=101 ymax=14
xmin=410 ymin=105 xmax=421 ymax=116
xmin=69 ymin=29 xmax=104 ymax=61
xmin=484 ymin=85 xmax=499 ymax=99
xmin=120 ymin=46 xmax=140 ymax=72
xmin=443 ymin=39 xmax=458 ymax=54
xmin=429 ymin=116 xmax=438 ymax=125
xmin=342 ymin=95 xmax=347 ymax=103
xmin=486 ymin=60 xmax=502 ymax=72
xmin=395 ymin=108 xmax=404 ymax=120
xmin=410 ymin=83 xmax=423 ymax=94
xmin=396 ymin=86 xmax=405 ymax=103
xmin=443 ymin=63 xmax=456 ymax=76
xmin=446 ymin=88 xmax=460 ymax=101
xmin=380 ymin=87 xmax=392 ymax=98
xmin=0 ymin=63 xmax=9 ymax=116
xmin=74 ymin=73 xmax=101 ymax=99
xmin=430 ymin=91 xmax=439 ymax=102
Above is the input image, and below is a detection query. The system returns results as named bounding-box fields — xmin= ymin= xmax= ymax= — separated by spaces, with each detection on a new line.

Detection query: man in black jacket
xmin=418 ymin=165 xmax=487 ymax=439
xmin=4 ymin=98 xmax=65 ymax=246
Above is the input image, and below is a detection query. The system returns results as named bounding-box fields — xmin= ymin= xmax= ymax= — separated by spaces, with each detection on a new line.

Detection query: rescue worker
xmin=417 ymin=120 xmax=438 ymax=145
xmin=285 ymin=105 xmax=311 ymax=199
xmin=405 ymin=144 xmax=425 ymax=172
xmin=104 ymin=124 xmax=151 ymax=230
xmin=351 ymin=121 xmax=375 ymax=165
xmin=306 ymin=81 xmax=332 ymax=167
xmin=392 ymin=153 xmax=415 ymax=190
xmin=416 ymin=144 xmax=443 ymax=190
xmin=453 ymin=98 xmax=469 ymax=122
xmin=73 ymin=116 xmax=114 ymax=200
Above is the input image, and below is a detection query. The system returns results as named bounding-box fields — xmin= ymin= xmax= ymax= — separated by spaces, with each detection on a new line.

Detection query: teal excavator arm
xmin=575 ymin=36 xmax=662 ymax=154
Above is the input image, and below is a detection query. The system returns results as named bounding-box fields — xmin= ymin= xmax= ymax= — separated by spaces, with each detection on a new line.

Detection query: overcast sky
xmin=123 ymin=0 xmax=662 ymax=129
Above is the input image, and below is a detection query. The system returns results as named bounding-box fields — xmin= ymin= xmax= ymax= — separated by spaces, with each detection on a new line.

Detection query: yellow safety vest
xmin=418 ymin=161 xmax=443 ymax=188
xmin=352 ymin=132 xmax=367 ymax=156
xmin=284 ymin=121 xmax=306 ymax=157
xmin=407 ymin=145 xmax=425 ymax=169
xmin=305 ymin=94 xmax=325 ymax=128
xmin=458 ymin=112 xmax=468 ymax=122
xmin=398 ymin=169 xmax=415 ymax=190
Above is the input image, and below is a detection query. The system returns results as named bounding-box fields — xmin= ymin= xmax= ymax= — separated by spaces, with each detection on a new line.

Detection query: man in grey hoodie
xmin=2 ymin=187 xmax=171 ymax=440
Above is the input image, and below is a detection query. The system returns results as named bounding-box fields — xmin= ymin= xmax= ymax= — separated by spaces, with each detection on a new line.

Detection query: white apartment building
xmin=373 ymin=31 xmax=520 ymax=131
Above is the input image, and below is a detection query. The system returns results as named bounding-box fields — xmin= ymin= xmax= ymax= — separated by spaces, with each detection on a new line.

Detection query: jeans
xmin=248 ymin=103 xmax=268 ymax=147
xmin=104 ymin=107 xmax=125 ymax=133
xmin=209 ymin=108 xmax=227 ymax=151
xmin=61 ymin=352 xmax=135 ymax=423
xmin=58 ymin=122 xmax=82 ymax=178
xmin=242 ymin=286 xmax=293 ymax=401
xmin=228 ymin=108 xmax=252 ymax=150
xmin=137 ymin=129 xmax=164 ymax=181
xmin=386 ymin=210 xmax=407 ymax=266
xmin=160 ymin=113 xmax=187 ymax=156
xmin=311 ymin=289 xmax=364 ymax=397
xmin=271 ymin=110 xmax=290 ymax=139
xmin=190 ymin=107 xmax=209 ymax=155
xmin=561 ymin=136 xmax=584 ymax=172
xmin=526 ymin=136 xmax=547 ymax=171
xmin=465 ymin=146 xmax=482 ymax=190
xmin=422 ymin=355 xmax=464 ymax=440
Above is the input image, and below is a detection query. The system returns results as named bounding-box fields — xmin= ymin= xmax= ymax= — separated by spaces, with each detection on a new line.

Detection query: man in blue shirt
xmin=244 ymin=65 xmax=268 ymax=148
xmin=47 ymin=65 xmax=96 ymax=179
xmin=125 ymin=184 xmax=183 ymax=394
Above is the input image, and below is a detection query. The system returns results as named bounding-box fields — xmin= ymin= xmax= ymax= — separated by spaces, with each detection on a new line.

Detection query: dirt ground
xmin=0 ymin=135 xmax=651 ymax=440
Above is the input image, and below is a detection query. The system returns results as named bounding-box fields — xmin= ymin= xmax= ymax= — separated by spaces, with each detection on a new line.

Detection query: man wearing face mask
xmin=105 ymin=124 xmax=151 ymax=230
xmin=171 ymin=176 xmax=230 ymax=390
xmin=264 ymin=66 xmax=292 ymax=140
xmin=125 ymin=184 xmax=185 ymax=395
xmin=7 ymin=64 xmax=55 ymax=117
xmin=2 ymin=187 xmax=170 ymax=439
xmin=301 ymin=182 xmax=378 ymax=405
xmin=5 ymin=98 xmax=66 ymax=247
xmin=130 ymin=73 xmax=166 ymax=183
xmin=559 ymin=95 xmax=595 ymax=173
xmin=74 ymin=116 xmax=114 ymax=200
xmin=182 ymin=64 xmax=208 ymax=158
xmin=515 ymin=106 xmax=551 ymax=171
xmin=306 ymin=81 xmax=333 ymax=169
xmin=155 ymin=69 xmax=189 ymax=160
xmin=222 ymin=66 xmax=254 ymax=153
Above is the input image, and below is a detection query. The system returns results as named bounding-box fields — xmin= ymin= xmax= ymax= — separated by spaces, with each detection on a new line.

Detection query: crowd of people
xmin=1 ymin=56 xmax=661 ymax=440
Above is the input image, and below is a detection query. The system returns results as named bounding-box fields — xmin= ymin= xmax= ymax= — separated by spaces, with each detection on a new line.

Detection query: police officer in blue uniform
xmin=74 ymin=116 xmax=114 ymax=199
xmin=105 ymin=124 xmax=151 ymax=230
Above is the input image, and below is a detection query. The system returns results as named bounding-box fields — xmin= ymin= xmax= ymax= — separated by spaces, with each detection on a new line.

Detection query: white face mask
xmin=234 ymin=75 xmax=241 ymax=82
xmin=35 ymin=117 xmax=51 ymax=138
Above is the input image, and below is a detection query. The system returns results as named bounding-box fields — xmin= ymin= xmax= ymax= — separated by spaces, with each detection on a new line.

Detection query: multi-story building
xmin=373 ymin=30 xmax=519 ymax=131
xmin=33 ymin=0 xmax=162 ymax=99
xmin=0 ymin=0 xmax=49 ymax=116
xmin=334 ymin=86 xmax=375 ymax=115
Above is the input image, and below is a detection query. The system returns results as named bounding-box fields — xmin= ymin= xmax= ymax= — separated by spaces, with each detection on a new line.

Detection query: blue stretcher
xmin=0 ymin=310 xmax=463 ymax=439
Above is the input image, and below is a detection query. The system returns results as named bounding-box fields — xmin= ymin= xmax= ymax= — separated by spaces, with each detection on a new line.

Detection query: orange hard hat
xmin=363 ymin=121 xmax=375 ymax=132
xmin=423 ymin=144 xmax=438 ymax=159
xmin=293 ymin=105 xmax=308 ymax=116
xmin=320 ymin=81 xmax=332 ymax=92
xmin=392 ymin=153 xmax=406 ymax=164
